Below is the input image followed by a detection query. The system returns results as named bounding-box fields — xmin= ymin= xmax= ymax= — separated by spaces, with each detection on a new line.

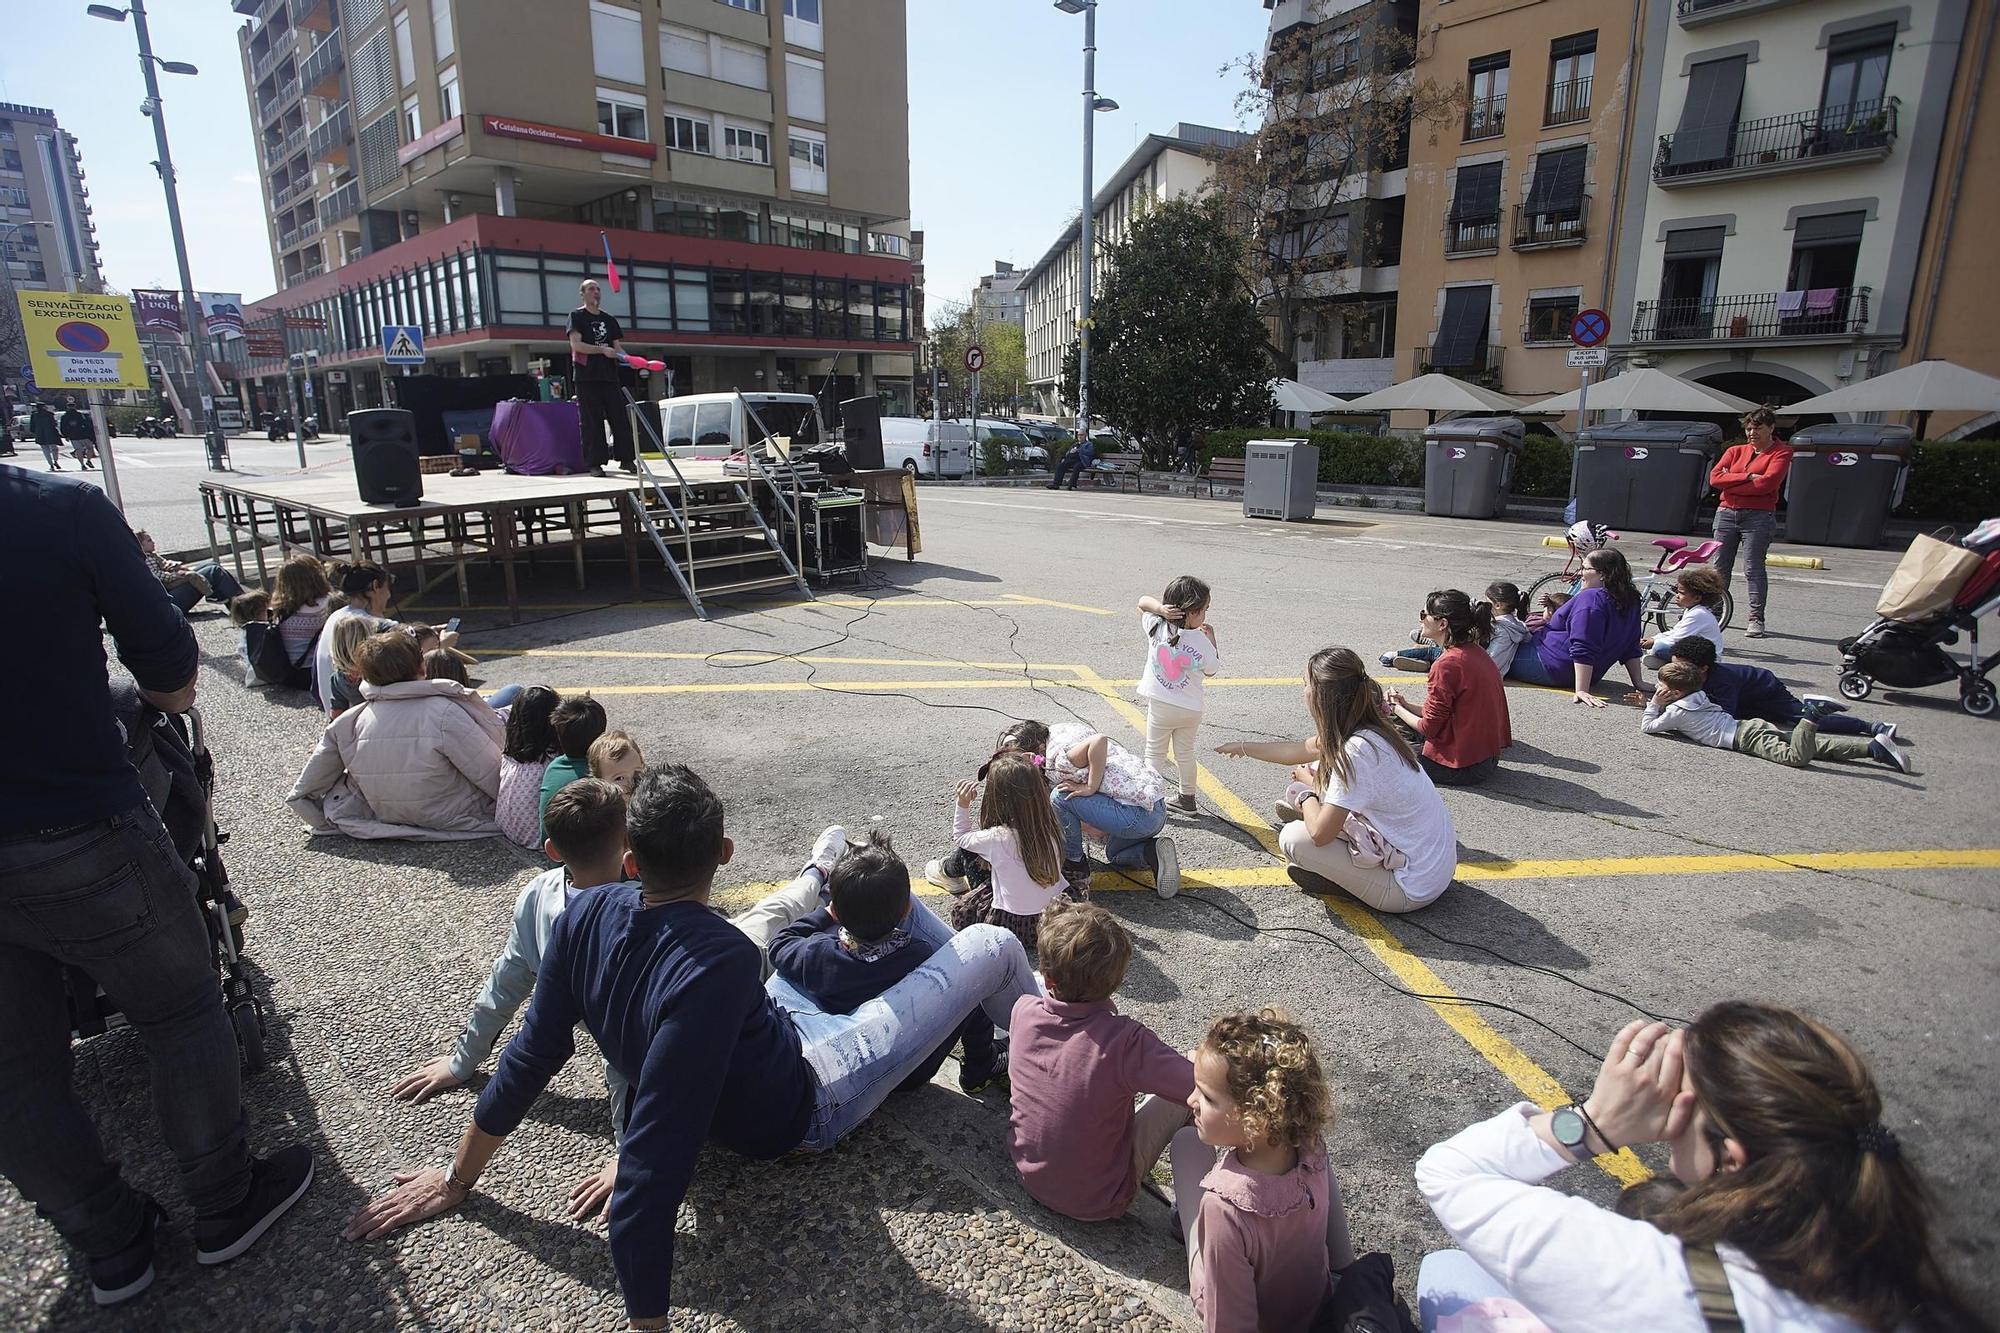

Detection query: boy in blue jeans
xmin=769 ymin=830 xmax=1006 ymax=1094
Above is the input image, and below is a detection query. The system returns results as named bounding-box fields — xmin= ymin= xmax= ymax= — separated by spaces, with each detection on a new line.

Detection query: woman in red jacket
xmin=1381 ymin=590 xmax=1511 ymax=784
xmin=1709 ymin=407 xmax=1792 ymax=638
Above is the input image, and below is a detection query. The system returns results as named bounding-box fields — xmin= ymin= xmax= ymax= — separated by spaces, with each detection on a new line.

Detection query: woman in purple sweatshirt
xmin=1509 ymin=548 xmax=1647 ymax=708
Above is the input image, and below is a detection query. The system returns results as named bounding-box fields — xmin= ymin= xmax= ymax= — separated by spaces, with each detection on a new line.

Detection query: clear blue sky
xmin=0 ymin=1 xmax=1268 ymax=318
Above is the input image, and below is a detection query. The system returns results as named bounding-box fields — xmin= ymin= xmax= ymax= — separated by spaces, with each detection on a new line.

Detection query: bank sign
xmin=13 ymin=291 xmax=149 ymax=390
xmin=480 ymin=114 xmax=658 ymax=159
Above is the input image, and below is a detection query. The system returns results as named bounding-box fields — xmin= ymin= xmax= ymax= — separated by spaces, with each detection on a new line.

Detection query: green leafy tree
xmin=1059 ymin=195 xmax=1274 ymax=467
xmin=927 ymin=300 xmax=1028 ymax=418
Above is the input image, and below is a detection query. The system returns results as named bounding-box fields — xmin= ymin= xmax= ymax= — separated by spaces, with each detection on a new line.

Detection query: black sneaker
xmin=1869 ymin=738 xmax=1912 ymax=775
xmin=960 ymin=1049 xmax=1010 ymax=1095
xmin=1062 ymin=858 xmax=1092 ymax=898
xmin=90 ymin=1195 xmax=165 ymax=1307
xmin=194 ymin=1144 xmax=314 ymax=1265
xmin=1172 ymin=793 xmax=1198 ymax=814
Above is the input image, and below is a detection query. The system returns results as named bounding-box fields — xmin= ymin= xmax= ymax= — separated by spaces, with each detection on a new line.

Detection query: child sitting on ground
xmin=388 ymin=778 xmax=633 ymax=1219
xmin=1007 ymin=898 xmax=1194 ymax=1221
xmin=1639 ymin=566 xmax=1726 ymax=669
xmin=136 ymin=529 xmax=243 ymax=611
xmin=1383 ymin=582 xmax=1529 ymax=677
xmin=587 ymin=730 xmax=647 ymax=795
xmin=324 ymin=614 xmax=375 ymax=717
xmin=1169 ymin=1008 xmax=1357 ymax=1332
xmin=1642 ymin=659 xmax=1907 ymax=773
xmin=947 ymin=752 xmax=1073 ymax=952
xmin=423 ymin=647 xmax=469 ymax=685
xmin=402 ymin=619 xmax=476 ymax=667
xmin=768 ymin=830 xmax=1006 ymax=1094
xmin=538 ymin=693 xmax=608 ymax=840
xmin=1524 ymin=590 xmax=1570 ymax=632
xmin=497 ymin=687 xmax=560 ymax=849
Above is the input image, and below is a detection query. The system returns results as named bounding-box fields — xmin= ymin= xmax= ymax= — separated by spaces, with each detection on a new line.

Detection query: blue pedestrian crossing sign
xmin=383 ymin=325 xmax=425 ymax=365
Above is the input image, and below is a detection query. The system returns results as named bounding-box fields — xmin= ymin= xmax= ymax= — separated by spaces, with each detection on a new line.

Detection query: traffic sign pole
xmin=965 ymin=344 xmax=985 ymax=474
xmin=1566 ymin=309 xmax=1611 ymax=509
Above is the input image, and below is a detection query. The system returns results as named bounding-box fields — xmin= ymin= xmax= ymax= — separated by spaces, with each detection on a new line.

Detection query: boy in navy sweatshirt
xmin=768 ymin=831 xmax=1005 ymax=1093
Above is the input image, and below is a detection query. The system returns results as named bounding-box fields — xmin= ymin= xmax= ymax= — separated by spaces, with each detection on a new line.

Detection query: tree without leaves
xmin=1058 ymin=194 xmax=1273 ymax=468
xmin=1214 ymin=10 xmax=1463 ymax=379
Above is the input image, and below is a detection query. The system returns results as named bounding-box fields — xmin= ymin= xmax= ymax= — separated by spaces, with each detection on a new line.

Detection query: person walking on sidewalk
xmin=567 ymin=279 xmax=636 ymax=478
xmin=0 ymin=464 xmax=314 ymax=1308
xmin=30 ymin=401 xmax=62 ymax=470
xmin=1709 ymin=407 xmax=1792 ymax=639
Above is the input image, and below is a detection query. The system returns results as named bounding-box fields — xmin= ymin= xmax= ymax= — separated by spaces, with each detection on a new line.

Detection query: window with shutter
xmin=352 ymin=30 xmax=394 ymax=117
xmin=1432 ymin=286 xmax=1492 ymax=369
xmin=1666 ymin=57 xmax=1747 ymax=173
xmin=661 ymin=26 xmax=709 ymax=78
xmin=590 ymin=3 xmax=645 ymax=85
xmin=716 ymin=40 xmax=769 ymax=90
xmin=786 ymin=55 xmax=825 ymax=123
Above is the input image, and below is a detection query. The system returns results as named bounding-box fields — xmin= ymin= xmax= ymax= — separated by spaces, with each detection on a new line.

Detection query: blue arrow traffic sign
xmin=1570 ymin=308 xmax=1609 ymax=347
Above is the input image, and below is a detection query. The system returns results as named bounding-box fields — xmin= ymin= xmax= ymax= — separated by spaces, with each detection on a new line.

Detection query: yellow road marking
xmin=993 ymin=593 xmax=1119 ymax=616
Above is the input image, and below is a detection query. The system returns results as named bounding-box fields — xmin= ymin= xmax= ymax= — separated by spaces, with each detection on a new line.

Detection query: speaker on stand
xmin=350 ymin=408 xmax=425 ymax=506
xmin=839 ymin=395 xmax=883 ymax=471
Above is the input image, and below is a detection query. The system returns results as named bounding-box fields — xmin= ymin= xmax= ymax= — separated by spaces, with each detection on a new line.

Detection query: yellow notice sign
xmin=14 ymin=290 xmax=150 ymax=390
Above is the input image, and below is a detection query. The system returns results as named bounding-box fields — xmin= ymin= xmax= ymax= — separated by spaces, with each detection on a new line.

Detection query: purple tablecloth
xmin=492 ymin=400 xmax=583 ymax=475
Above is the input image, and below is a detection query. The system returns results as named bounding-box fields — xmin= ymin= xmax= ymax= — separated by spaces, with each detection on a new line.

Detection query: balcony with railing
xmin=1630 ymin=288 xmax=1871 ymax=344
xmin=279 ymin=214 xmax=321 ymax=251
xmin=1677 ymin=0 xmax=1810 ymax=26
xmin=1413 ymin=344 xmax=1505 ymax=387
xmin=251 ymin=31 xmax=292 ymax=83
xmin=1463 ymin=95 xmax=1507 ymax=142
xmin=258 ymin=74 xmax=301 ymax=123
xmin=309 ymin=105 xmax=352 ymax=164
xmin=319 ymin=179 xmax=360 ymax=226
xmin=1512 ymin=196 xmax=1589 ymax=250
xmin=1444 ymin=211 xmax=1502 ymax=257
xmin=1654 ymin=98 xmax=1898 ymax=186
xmin=1544 ymin=75 xmax=1592 ymax=127
xmin=300 ymin=32 xmax=343 ymax=99
xmin=264 ymin=123 xmax=306 ymax=167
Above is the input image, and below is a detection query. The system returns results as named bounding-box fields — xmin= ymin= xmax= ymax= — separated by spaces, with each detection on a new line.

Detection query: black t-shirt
xmin=567 ymin=306 xmax=623 ymax=382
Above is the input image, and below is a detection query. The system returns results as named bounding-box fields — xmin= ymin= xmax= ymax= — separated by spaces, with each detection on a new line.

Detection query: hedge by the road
xmin=1202 ymin=429 xmax=2000 ymax=519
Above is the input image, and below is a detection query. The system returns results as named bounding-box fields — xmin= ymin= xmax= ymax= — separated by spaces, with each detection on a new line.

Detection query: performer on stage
xmin=567 ymin=280 xmax=635 ymax=477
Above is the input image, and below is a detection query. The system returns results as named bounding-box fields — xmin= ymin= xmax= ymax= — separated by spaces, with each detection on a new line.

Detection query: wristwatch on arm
xmin=1550 ymin=1104 xmax=1613 ymax=1159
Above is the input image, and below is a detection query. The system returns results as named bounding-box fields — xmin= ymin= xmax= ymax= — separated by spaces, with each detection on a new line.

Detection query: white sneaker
xmin=1149 ymin=836 xmax=1181 ymax=899
xmin=1273 ymin=798 xmax=1302 ymax=825
xmin=1869 ymin=738 xmax=1912 ymax=775
xmin=804 ymin=824 xmax=848 ymax=880
xmin=924 ymin=859 xmax=971 ymax=895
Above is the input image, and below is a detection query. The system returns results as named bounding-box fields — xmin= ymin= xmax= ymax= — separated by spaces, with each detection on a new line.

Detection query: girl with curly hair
xmin=1169 ymin=1008 xmax=1356 ymax=1332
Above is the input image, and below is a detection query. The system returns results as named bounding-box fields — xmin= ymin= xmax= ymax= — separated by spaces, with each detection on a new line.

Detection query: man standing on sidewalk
xmin=0 ymin=462 xmax=314 ymax=1307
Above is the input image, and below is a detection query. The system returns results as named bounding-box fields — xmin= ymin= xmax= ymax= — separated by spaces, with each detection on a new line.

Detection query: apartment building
xmin=1253 ymin=0 xmax=1419 ymax=399
xmin=1607 ymin=0 xmax=1978 ymax=415
xmin=228 ymin=0 xmax=915 ymax=425
xmin=0 ymin=103 xmax=102 ymax=404
xmin=971 ymin=260 xmax=1026 ymax=332
xmin=1021 ymin=123 xmax=1248 ymax=414
xmin=1398 ymin=0 xmax=1638 ymax=403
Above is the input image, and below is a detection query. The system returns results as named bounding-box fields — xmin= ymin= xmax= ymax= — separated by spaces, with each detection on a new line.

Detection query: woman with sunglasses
xmin=1381 ymin=590 xmax=1510 ymax=786
xmin=1416 ymin=1004 xmax=1988 ymax=1332
xmin=1507 ymin=547 xmax=1647 ymax=708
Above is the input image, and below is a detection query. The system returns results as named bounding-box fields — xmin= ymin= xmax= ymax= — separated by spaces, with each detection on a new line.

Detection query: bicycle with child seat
xmin=1524 ymin=530 xmax=1735 ymax=634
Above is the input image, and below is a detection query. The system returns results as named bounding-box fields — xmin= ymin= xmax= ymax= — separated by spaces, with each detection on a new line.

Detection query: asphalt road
xmin=4 ymin=480 xmax=1994 ymax=1329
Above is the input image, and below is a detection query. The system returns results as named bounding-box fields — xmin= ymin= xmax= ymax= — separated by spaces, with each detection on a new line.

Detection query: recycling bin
xmin=1243 ymin=438 xmax=1318 ymax=521
xmin=1572 ymin=420 xmax=1723 ymax=533
xmin=1782 ymin=423 xmax=1914 ymax=549
xmin=1423 ymin=416 xmax=1524 ymax=519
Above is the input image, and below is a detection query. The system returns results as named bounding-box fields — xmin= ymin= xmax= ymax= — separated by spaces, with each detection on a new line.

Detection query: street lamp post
xmin=89 ymin=0 xmax=228 ymax=471
xmin=1054 ymin=0 xmax=1116 ymax=452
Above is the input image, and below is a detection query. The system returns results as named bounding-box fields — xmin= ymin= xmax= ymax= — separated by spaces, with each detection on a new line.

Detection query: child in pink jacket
xmin=1007 ymin=900 xmax=1194 ymax=1220
xmin=1169 ymin=1008 xmax=1356 ymax=1333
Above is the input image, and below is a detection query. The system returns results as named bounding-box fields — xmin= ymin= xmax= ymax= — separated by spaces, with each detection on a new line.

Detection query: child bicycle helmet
xmin=1566 ymin=520 xmax=1614 ymax=551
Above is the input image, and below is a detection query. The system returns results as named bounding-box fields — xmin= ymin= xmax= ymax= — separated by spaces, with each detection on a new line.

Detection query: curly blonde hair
xmin=1201 ymin=1008 xmax=1332 ymax=1150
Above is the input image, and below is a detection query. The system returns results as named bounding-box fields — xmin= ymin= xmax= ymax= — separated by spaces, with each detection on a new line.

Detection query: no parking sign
xmin=13 ymin=291 xmax=149 ymax=389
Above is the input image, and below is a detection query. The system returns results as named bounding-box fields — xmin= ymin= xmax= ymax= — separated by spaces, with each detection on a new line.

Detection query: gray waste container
xmin=1243 ymin=438 xmax=1318 ymax=521
xmin=1783 ymin=423 xmax=1913 ymax=549
xmin=1572 ymin=420 xmax=1723 ymax=533
xmin=1423 ymin=417 xmax=1524 ymax=519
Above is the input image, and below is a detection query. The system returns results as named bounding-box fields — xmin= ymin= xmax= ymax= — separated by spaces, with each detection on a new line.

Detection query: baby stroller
xmin=66 ymin=690 xmax=267 ymax=1072
xmin=1836 ymin=536 xmax=2000 ymax=718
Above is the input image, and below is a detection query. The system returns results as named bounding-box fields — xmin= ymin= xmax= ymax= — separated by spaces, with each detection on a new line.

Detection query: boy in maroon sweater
xmin=1008 ymin=899 xmax=1195 ymax=1220
xmin=1709 ymin=407 xmax=1793 ymax=638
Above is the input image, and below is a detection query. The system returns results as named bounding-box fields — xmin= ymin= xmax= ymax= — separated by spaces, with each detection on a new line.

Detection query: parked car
xmin=956 ymin=419 xmax=1044 ymax=473
xmin=880 ymin=417 xmax=974 ymax=479
xmin=659 ymin=391 xmax=828 ymax=458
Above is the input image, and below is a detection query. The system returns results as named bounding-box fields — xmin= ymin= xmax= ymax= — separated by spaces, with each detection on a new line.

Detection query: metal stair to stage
xmin=622 ymin=391 xmax=814 ymax=619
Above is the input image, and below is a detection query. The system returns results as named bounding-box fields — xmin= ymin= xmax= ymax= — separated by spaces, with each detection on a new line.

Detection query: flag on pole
xmin=596 ymin=233 xmax=620 ymax=296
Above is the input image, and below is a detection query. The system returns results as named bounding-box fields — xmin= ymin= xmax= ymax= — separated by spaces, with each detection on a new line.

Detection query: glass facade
xmin=230 ymin=242 xmax=911 ymax=368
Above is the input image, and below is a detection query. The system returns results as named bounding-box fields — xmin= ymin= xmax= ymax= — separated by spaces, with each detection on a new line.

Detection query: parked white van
xmin=880 ymin=417 xmax=974 ymax=479
xmin=658 ymin=392 xmax=828 ymax=458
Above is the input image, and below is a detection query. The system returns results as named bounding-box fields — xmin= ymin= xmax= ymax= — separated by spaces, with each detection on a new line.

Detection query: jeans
xmin=1507 ymin=646 xmax=1558 ymax=686
xmin=1713 ymin=507 xmax=1776 ymax=621
xmin=0 ymin=809 xmax=251 ymax=1258
xmin=1052 ymin=790 xmax=1168 ymax=866
xmin=785 ymin=899 xmax=1042 ymax=1149
xmin=486 ymin=682 xmax=527 ymax=711
xmin=1050 ymin=451 xmax=1089 ymax=489
xmin=1417 ymin=1250 xmax=1521 ymax=1332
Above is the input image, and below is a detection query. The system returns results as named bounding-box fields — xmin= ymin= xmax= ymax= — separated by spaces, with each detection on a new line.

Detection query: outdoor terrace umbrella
xmin=1522 ymin=366 xmax=1759 ymax=415
xmin=1269 ymin=378 xmax=1349 ymax=414
xmin=1777 ymin=360 xmax=2000 ymax=434
xmin=1342 ymin=373 xmax=1527 ymax=415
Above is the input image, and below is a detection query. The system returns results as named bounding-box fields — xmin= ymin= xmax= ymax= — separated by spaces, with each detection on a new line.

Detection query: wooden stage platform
xmin=198 ymin=464 xmax=734 ymax=622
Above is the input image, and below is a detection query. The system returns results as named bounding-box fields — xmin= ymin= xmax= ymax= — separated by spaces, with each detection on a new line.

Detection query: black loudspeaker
xmin=840 ymin=395 xmax=883 ymax=471
xmin=350 ymin=408 xmax=425 ymax=506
